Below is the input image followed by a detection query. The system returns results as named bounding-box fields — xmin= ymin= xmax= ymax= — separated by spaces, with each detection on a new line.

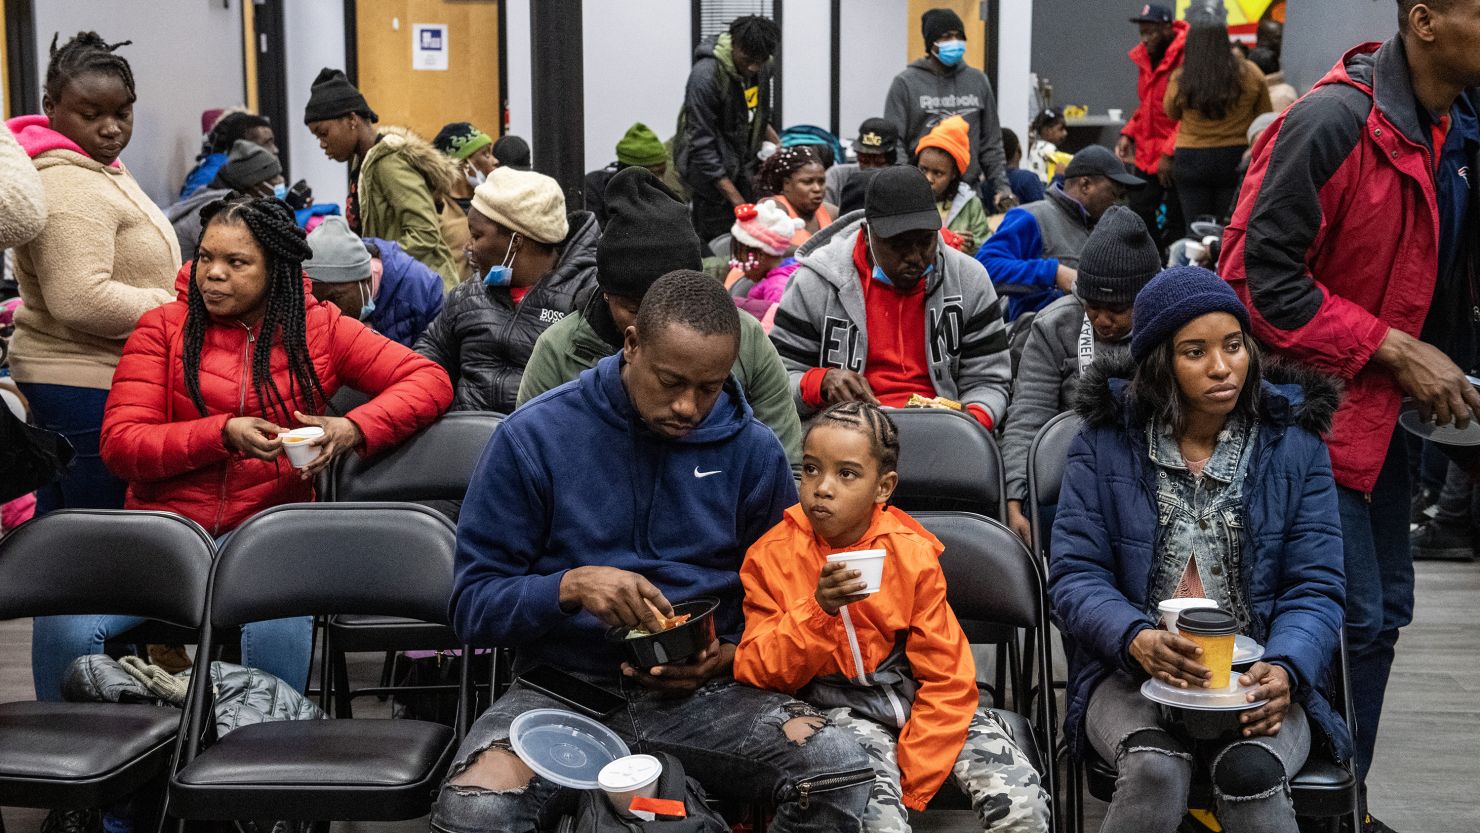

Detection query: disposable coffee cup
xmin=1107 ymin=108 xmax=1124 ymax=121
xmin=598 ymin=754 xmax=663 ymax=820
xmin=278 ymin=426 xmax=325 ymax=468
xmin=1177 ymin=607 xmax=1238 ymax=689
xmin=825 ymin=549 xmax=887 ymax=596
xmin=1158 ymin=598 xmax=1217 ymax=634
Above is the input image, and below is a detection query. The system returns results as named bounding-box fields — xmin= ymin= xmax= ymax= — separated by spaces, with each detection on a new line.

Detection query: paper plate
xmin=1398 ymin=407 xmax=1480 ymax=447
xmin=1140 ymin=677 xmax=1266 ymax=712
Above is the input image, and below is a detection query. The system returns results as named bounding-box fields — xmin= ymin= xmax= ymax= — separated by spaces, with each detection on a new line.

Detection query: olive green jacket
xmin=516 ymin=298 xmax=803 ymax=470
xmin=358 ymin=126 xmax=461 ymax=290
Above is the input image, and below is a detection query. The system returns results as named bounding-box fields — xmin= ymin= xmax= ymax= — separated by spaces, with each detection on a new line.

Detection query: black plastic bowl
xmin=606 ymin=597 xmax=719 ymax=668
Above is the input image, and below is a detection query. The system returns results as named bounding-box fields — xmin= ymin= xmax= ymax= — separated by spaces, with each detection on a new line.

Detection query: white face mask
xmin=466 ymin=168 xmax=486 ymax=189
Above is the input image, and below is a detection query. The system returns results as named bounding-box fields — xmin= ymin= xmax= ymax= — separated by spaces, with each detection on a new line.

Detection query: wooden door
xmin=354 ymin=0 xmax=501 ymax=144
xmin=906 ymin=0 xmax=988 ymax=70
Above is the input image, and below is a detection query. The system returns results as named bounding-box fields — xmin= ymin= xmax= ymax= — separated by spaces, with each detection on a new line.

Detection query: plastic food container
xmin=606 ymin=597 xmax=719 ymax=668
xmin=508 ymin=708 xmax=631 ymax=789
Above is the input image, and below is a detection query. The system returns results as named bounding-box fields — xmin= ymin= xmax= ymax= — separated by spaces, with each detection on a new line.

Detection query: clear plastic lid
xmin=508 ymin=709 xmax=631 ymax=789
xmin=1140 ymin=677 xmax=1266 ymax=712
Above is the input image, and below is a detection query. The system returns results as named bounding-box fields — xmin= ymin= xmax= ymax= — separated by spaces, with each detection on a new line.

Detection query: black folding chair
xmin=164 ymin=503 xmax=468 ymax=826
xmin=911 ymin=511 xmax=1058 ymax=831
xmin=888 ymin=409 xmax=1019 ymax=706
xmin=0 ymin=510 xmax=213 ymax=825
xmin=321 ymin=412 xmax=502 ymax=717
xmin=1025 ymin=410 xmax=1083 ymax=827
xmin=1081 ymin=633 xmax=1360 ymax=832
xmin=889 ymin=408 xmax=1006 ymax=521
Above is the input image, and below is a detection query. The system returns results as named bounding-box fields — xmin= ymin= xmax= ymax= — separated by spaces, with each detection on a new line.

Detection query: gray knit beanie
xmin=304 ymin=216 xmax=372 ymax=283
xmin=217 ymin=140 xmax=282 ymax=192
xmin=1074 ymin=206 xmax=1161 ymax=307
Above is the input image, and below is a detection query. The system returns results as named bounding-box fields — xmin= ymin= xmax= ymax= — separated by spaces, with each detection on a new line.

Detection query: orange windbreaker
xmin=734 ymin=504 xmax=978 ymax=810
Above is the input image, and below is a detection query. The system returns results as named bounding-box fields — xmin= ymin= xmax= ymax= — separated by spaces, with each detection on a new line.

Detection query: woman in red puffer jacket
xmin=77 ymin=196 xmax=452 ymax=695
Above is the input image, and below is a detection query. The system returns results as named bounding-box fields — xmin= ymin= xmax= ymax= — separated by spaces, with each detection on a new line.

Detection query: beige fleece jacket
xmin=0 ymin=123 xmax=46 ymax=249
xmin=11 ymin=149 xmax=178 ymax=390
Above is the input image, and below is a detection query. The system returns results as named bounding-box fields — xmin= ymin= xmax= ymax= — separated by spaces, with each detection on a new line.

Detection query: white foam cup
xmin=278 ymin=426 xmax=325 ymax=468
xmin=1158 ymin=598 xmax=1218 ymax=634
xmin=1108 ymin=108 xmax=1124 ymax=121
xmin=1185 ymin=240 xmax=1207 ymax=264
xmin=825 ymin=549 xmax=888 ymax=596
xmin=598 ymin=754 xmax=663 ymax=819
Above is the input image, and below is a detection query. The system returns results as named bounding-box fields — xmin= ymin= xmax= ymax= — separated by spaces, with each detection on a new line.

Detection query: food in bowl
xmin=607 ymin=598 xmax=718 ymax=667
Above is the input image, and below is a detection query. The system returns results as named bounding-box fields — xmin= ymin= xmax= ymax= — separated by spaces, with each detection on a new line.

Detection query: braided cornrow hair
xmin=757 ymin=145 xmax=822 ymax=198
xmin=46 ymin=31 xmax=136 ymax=103
xmin=807 ymin=401 xmax=900 ymax=474
xmin=183 ymin=196 xmax=327 ymax=423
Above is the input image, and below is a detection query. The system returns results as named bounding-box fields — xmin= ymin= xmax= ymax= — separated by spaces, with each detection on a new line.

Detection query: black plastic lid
xmin=1176 ymin=607 xmax=1237 ymax=636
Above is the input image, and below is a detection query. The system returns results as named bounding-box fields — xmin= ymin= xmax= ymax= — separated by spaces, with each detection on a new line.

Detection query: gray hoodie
xmin=769 ymin=210 xmax=1012 ymax=422
xmin=998 ymin=293 xmax=1130 ymax=501
xmin=884 ymin=57 xmax=1009 ymax=197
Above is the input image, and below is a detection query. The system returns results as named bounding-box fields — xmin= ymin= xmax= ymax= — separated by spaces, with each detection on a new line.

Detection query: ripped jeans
xmin=431 ymin=672 xmax=874 ymax=833
xmin=1086 ymin=671 xmax=1309 ymax=833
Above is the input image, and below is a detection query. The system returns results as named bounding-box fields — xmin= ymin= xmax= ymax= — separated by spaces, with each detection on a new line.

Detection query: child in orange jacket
xmin=734 ymin=402 xmax=1050 ymax=832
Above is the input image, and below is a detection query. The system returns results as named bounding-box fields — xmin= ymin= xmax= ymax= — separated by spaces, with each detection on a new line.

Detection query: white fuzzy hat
xmin=730 ymin=199 xmax=803 ymax=257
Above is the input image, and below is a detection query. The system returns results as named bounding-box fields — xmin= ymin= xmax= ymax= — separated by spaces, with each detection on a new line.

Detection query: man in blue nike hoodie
xmin=432 ymin=270 xmax=872 ymax=833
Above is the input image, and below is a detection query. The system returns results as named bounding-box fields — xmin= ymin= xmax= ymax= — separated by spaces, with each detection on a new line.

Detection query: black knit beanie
xmin=1075 ymin=206 xmax=1161 ymax=307
xmin=216 ymin=139 xmax=282 ymax=191
xmin=596 ymin=167 xmax=703 ymax=298
xmin=492 ymin=135 xmax=532 ymax=171
xmin=922 ymin=8 xmax=966 ymax=46
xmin=303 ymin=67 xmax=377 ymax=125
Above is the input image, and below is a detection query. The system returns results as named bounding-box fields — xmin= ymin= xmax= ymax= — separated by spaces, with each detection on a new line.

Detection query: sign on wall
xmin=413 ymin=23 xmax=449 ymax=71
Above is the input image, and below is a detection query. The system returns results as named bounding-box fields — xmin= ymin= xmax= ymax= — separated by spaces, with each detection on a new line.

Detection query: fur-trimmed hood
xmin=1071 ymin=351 xmax=1342 ymax=436
xmin=362 ymin=124 xmax=458 ymax=199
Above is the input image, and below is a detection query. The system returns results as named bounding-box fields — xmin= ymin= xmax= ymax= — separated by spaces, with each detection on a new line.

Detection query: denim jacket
xmin=1146 ymin=416 xmax=1257 ymax=632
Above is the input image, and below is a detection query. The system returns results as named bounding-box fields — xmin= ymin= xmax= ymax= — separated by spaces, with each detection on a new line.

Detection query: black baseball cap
xmin=1064 ymin=145 xmax=1146 ymax=187
xmin=853 ymin=118 xmax=899 ymax=157
xmin=865 ymin=167 xmax=942 ymax=238
xmin=1129 ymin=3 xmax=1175 ymax=23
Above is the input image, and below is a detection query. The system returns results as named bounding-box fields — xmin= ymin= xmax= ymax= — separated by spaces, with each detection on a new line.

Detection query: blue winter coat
xmin=1048 ymin=355 xmax=1351 ymax=763
xmin=363 ymin=237 xmax=445 ymax=347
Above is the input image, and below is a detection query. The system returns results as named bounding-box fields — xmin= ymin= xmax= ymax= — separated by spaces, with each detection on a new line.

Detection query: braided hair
xmin=757 ymin=145 xmax=822 ymax=198
xmin=730 ymin=15 xmax=781 ymax=59
xmin=183 ymin=197 xmax=327 ymax=423
xmin=45 ymin=31 xmax=136 ymax=103
xmin=806 ymin=401 xmax=900 ymax=474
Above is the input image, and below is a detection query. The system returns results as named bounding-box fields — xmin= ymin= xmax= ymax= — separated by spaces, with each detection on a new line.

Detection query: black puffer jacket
xmin=415 ymin=211 xmax=600 ymax=413
xmin=673 ymin=33 xmax=773 ymax=192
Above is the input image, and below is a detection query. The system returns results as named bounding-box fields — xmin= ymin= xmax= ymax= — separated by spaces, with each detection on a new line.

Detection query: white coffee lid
xmin=598 ymin=754 xmax=662 ymax=792
xmin=280 ymin=426 xmax=325 ymax=439
xmin=825 ymin=548 xmax=887 ymax=562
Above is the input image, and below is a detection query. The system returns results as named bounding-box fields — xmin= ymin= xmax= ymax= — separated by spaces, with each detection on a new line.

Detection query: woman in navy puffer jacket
xmin=1049 ymin=266 xmax=1347 ymax=833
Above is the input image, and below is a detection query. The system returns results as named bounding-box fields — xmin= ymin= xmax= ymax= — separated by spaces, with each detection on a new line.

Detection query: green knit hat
xmin=615 ymin=122 xmax=668 ymax=168
xmin=433 ymin=122 xmax=493 ymax=161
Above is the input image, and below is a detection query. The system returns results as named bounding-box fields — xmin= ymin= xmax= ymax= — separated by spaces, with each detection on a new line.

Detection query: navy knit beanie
xmin=1130 ymin=266 xmax=1252 ymax=363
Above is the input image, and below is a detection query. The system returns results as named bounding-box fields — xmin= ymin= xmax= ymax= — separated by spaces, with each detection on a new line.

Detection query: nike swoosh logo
xmin=693 ymin=467 xmax=723 ymax=478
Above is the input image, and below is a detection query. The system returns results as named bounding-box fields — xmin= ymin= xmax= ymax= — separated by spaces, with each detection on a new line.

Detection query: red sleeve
xmin=325 ymin=313 xmax=455 ymax=456
xmin=800 ymin=367 xmax=829 ymax=410
xmin=965 ymin=404 xmax=993 ymax=431
xmin=101 ymin=308 xmax=233 ymax=483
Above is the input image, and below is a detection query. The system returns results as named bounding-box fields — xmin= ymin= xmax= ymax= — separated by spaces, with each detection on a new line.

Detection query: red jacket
xmin=1220 ymin=39 xmax=1477 ymax=492
xmin=102 ymin=264 xmax=453 ymax=535
xmin=1122 ymin=21 xmax=1187 ymax=173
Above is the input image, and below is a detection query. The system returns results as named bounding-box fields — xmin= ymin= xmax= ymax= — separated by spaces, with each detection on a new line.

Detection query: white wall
xmin=581 ymin=0 xmax=691 ymax=172
xmin=996 ymin=0 xmax=1033 ymax=141
xmin=282 ymin=1 xmax=349 ymax=209
xmin=31 ymin=0 xmax=246 ymax=206
xmin=780 ymin=0 xmax=832 ymax=131
xmin=838 ymin=0 xmax=910 ymax=147
xmin=504 ymin=0 xmax=533 ymax=141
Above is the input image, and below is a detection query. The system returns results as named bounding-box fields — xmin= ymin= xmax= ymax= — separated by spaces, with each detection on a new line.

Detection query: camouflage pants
xmin=827 ymin=707 xmax=1050 ymax=832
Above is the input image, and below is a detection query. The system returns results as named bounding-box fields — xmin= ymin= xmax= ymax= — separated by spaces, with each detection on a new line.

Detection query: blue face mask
xmin=935 ymin=39 xmax=966 ymax=66
xmin=869 ymin=235 xmax=935 ymax=287
xmin=272 ymin=182 xmax=288 ymax=200
xmin=358 ymin=282 xmax=376 ymax=320
xmin=479 ymin=234 xmax=520 ymax=287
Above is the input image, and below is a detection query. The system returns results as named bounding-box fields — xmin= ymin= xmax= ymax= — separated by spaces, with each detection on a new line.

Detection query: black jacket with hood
xmin=414 ymin=211 xmax=600 ymax=413
xmin=674 ymin=33 xmax=774 ymax=194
